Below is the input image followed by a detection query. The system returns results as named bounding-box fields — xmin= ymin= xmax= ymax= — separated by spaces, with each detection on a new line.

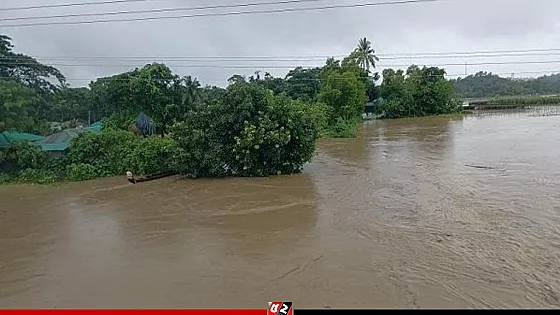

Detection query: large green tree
xmin=318 ymin=63 xmax=367 ymax=123
xmin=0 ymin=78 xmax=50 ymax=134
xmin=283 ymin=67 xmax=322 ymax=102
xmin=0 ymin=35 xmax=65 ymax=92
xmin=172 ymin=81 xmax=319 ymax=177
xmin=89 ymin=63 xmax=188 ymax=136
xmin=377 ymin=65 xmax=459 ymax=118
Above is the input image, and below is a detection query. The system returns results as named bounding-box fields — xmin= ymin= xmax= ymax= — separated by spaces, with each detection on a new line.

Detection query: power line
xmin=0 ymin=0 xmax=341 ymax=22
xmin=380 ymin=51 xmax=560 ymax=60
xmin=2 ymin=51 xmax=560 ymax=62
xmin=4 ymin=48 xmax=560 ymax=60
xmin=378 ymin=48 xmax=560 ymax=57
xmin=3 ymin=59 xmax=560 ymax=69
xmin=0 ymin=0 xmax=162 ymax=11
xmin=0 ymin=0 xmax=446 ymax=28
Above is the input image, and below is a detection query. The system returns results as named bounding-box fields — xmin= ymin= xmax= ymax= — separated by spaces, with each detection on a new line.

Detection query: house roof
xmin=38 ymin=126 xmax=101 ymax=152
xmin=0 ymin=131 xmax=43 ymax=148
xmin=87 ymin=121 xmax=102 ymax=133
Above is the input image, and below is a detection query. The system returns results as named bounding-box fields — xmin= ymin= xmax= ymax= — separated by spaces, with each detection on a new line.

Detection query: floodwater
xmin=1 ymin=110 xmax=560 ymax=309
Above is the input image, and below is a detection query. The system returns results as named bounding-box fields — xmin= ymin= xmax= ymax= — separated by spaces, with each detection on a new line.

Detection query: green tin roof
xmin=38 ymin=125 xmax=101 ymax=152
xmin=0 ymin=131 xmax=43 ymax=148
xmin=87 ymin=121 xmax=102 ymax=132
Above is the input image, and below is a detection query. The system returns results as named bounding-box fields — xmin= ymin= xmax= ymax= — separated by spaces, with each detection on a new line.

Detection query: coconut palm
xmin=182 ymin=75 xmax=202 ymax=106
xmin=353 ymin=37 xmax=379 ymax=73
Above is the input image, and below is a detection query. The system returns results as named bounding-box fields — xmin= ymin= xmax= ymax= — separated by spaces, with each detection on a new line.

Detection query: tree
xmin=172 ymin=81 xmax=319 ymax=177
xmin=352 ymin=37 xmax=379 ymax=74
xmin=52 ymin=87 xmax=91 ymax=122
xmin=318 ymin=65 xmax=367 ymax=123
xmin=283 ymin=67 xmax=322 ymax=102
xmin=377 ymin=66 xmax=459 ymax=118
xmin=89 ymin=70 xmax=138 ymax=119
xmin=0 ymin=78 xmax=51 ymax=134
xmin=0 ymin=35 xmax=65 ymax=92
xmin=89 ymin=63 xmax=184 ymax=137
xmin=130 ymin=63 xmax=183 ymax=137
xmin=228 ymin=74 xmax=246 ymax=85
xmin=180 ymin=75 xmax=202 ymax=111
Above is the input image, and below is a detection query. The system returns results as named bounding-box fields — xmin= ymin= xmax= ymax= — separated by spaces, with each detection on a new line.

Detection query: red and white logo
xmin=268 ymin=301 xmax=293 ymax=315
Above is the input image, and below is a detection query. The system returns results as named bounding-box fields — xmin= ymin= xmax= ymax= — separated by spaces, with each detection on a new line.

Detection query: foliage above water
xmin=6 ymin=32 xmax=560 ymax=184
xmin=172 ymin=81 xmax=320 ymax=178
xmin=376 ymin=66 xmax=461 ymax=119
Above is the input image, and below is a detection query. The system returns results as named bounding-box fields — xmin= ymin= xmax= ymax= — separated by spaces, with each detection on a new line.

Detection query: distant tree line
xmin=452 ymin=71 xmax=560 ymax=98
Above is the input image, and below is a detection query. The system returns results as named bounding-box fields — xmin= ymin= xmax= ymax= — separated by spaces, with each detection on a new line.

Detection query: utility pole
xmin=88 ymin=110 xmax=91 ymax=125
xmin=464 ymin=61 xmax=467 ymax=76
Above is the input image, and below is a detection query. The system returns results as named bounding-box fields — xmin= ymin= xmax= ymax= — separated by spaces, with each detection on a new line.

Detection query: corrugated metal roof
xmin=40 ymin=142 xmax=70 ymax=152
xmin=38 ymin=125 xmax=101 ymax=152
xmin=0 ymin=131 xmax=44 ymax=148
xmin=87 ymin=121 xmax=102 ymax=132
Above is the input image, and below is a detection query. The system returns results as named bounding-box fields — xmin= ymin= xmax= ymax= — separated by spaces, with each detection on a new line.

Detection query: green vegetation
xmin=452 ymin=72 xmax=560 ymax=98
xmin=486 ymin=95 xmax=560 ymax=106
xmin=376 ymin=66 xmax=461 ymax=119
xmin=0 ymin=131 xmax=180 ymax=184
xmin=172 ymin=82 xmax=319 ymax=177
xmin=66 ymin=163 xmax=98 ymax=181
xmin=3 ymin=32 xmax=560 ymax=185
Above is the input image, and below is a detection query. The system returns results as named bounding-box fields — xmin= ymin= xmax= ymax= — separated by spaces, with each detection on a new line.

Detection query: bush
xmin=0 ymin=172 xmax=11 ymax=184
xmin=125 ymin=137 xmax=179 ymax=175
xmin=172 ymin=82 xmax=319 ymax=177
xmin=327 ymin=118 xmax=358 ymax=138
xmin=306 ymin=101 xmax=331 ymax=135
xmin=1 ymin=141 xmax=49 ymax=172
xmin=69 ymin=130 xmax=136 ymax=176
xmin=17 ymin=168 xmax=58 ymax=185
xmin=69 ymin=130 xmax=180 ymax=178
xmin=66 ymin=163 xmax=98 ymax=181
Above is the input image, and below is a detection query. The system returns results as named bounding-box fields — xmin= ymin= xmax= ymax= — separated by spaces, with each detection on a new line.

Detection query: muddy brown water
xmin=1 ymin=111 xmax=560 ymax=309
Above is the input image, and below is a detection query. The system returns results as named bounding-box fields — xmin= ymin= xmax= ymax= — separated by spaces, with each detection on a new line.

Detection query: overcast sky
xmin=1 ymin=0 xmax=558 ymax=87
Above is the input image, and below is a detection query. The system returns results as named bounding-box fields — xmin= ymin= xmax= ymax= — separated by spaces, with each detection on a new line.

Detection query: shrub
xmin=327 ymin=118 xmax=358 ymax=138
xmin=0 ymin=172 xmax=11 ymax=184
xmin=1 ymin=141 xmax=49 ymax=172
xmin=69 ymin=130 xmax=136 ymax=176
xmin=66 ymin=163 xmax=98 ymax=181
xmin=125 ymin=137 xmax=179 ymax=175
xmin=306 ymin=101 xmax=331 ymax=135
xmin=17 ymin=168 xmax=58 ymax=185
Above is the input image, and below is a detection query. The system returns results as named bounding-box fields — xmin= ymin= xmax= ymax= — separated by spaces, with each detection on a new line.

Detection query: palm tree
xmin=353 ymin=37 xmax=379 ymax=73
xmin=182 ymin=75 xmax=201 ymax=106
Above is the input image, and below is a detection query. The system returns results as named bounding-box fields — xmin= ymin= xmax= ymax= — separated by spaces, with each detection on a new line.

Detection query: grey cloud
xmin=1 ymin=0 xmax=559 ymax=87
